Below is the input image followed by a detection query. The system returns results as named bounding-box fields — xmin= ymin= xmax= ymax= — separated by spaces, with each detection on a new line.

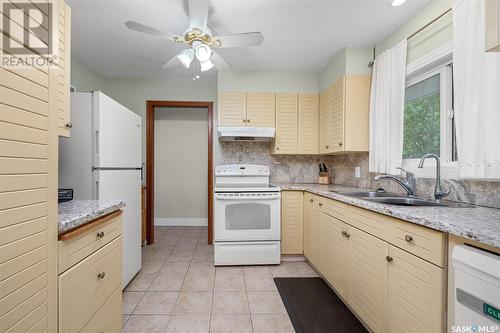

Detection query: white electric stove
xmin=214 ymin=164 xmax=281 ymax=266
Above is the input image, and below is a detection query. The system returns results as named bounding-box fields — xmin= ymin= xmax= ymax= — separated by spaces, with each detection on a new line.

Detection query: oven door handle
xmin=215 ymin=193 xmax=281 ymax=200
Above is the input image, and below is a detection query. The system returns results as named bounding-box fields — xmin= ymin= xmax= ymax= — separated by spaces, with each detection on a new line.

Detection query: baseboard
xmin=154 ymin=217 xmax=208 ymax=226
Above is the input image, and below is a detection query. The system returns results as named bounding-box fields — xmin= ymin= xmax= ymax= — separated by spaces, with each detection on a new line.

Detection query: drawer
xmin=388 ymin=219 xmax=445 ymax=267
xmin=59 ymin=236 xmax=122 ymax=333
xmin=322 ymin=197 xmax=349 ymax=221
xmin=348 ymin=206 xmax=392 ymax=241
xmin=80 ymin=286 xmax=122 ymax=333
xmin=58 ymin=211 xmax=122 ymax=273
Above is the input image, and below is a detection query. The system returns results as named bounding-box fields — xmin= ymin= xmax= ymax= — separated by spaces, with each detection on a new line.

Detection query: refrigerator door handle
xmin=94 ymin=129 xmax=100 ymax=158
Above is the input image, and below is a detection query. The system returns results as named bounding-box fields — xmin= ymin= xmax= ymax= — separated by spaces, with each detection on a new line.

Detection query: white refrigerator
xmin=59 ymin=91 xmax=142 ymax=288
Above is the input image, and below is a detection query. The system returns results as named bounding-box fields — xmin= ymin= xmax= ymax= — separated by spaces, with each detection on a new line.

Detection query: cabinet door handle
xmin=310 ymin=198 xmax=314 ymax=203
xmin=276 ymin=147 xmax=280 ymax=151
xmin=344 ymin=232 xmax=350 ymax=239
xmin=341 ymin=231 xmax=346 ymax=237
xmin=65 ymin=122 xmax=73 ymax=128
xmin=97 ymin=272 xmax=106 ymax=279
xmin=386 ymin=256 xmax=393 ymax=262
xmin=242 ymin=119 xmax=247 ymax=123
xmin=247 ymin=119 xmax=250 ymax=123
xmin=338 ymin=142 xmax=343 ymax=147
xmin=96 ymin=231 xmax=105 ymax=239
xmin=404 ymin=235 xmax=413 ymax=242
xmin=318 ymin=202 xmax=323 ymax=206
xmin=325 ymin=145 xmax=329 ymax=149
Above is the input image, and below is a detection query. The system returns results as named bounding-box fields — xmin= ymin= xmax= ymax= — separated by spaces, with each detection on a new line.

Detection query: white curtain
xmin=454 ymin=0 xmax=500 ymax=179
xmin=369 ymin=39 xmax=407 ymax=175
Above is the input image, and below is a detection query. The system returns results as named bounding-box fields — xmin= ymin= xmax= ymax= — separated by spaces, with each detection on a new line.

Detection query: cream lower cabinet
xmin=322 ymin=214 xmax=350 ymax=300
xmin=281 ymin=191 xmax=303 ymax=254
xmin=58 ymin=212 xmax=123 ymax=333
xmin=301 ymin=194 xmax=446 ymax=333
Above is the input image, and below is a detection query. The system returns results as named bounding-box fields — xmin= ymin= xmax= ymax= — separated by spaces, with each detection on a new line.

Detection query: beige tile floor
xmin=122 ymin=226 xmax=319 ymax=333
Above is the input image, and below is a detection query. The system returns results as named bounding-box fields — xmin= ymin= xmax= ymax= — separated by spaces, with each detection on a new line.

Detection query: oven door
xmin=214 ymin=192 xmax=281 ymax=241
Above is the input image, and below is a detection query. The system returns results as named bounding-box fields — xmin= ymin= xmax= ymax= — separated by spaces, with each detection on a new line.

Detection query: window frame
xmin=402 ymin=42 xmax=458 ymax=179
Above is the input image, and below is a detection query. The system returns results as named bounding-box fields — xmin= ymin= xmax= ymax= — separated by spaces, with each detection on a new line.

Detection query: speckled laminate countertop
xmin=275 ymin=183 xmax=500 ymax=248
xmin=58 ymin=200 xmax=126 ymax=234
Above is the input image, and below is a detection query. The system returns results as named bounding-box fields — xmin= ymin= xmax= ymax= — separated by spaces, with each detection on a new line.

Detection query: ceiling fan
xmin=124 ymin=0 xmax=264 ymax=77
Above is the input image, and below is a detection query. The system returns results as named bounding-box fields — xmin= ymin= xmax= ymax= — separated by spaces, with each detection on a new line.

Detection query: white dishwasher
xmin=452 ymin=245 xmax=500 ymax=330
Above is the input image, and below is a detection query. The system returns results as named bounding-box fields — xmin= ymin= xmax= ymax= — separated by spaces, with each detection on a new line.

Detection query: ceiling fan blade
xmin=211 ymin=51 xmax=231 ymax=71
xmin=162 ymin=56 xmax=179 ymax=70
xmin=188 ymin=0 xmax=209 ymax=29
xmin=213 ymin=32 xmax=264 ymax=48
xmin=125 ymin=20 xmax=178 ymax=41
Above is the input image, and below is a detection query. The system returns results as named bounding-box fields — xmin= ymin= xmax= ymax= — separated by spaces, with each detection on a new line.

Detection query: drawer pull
xmin=97 ymin=272 xmax=106 ymax=280
xmin=341 ymin=231 xmax=346 ymax=237
xmin=404 ymin=235 xmax=413 ymax=242
xmin=96 ymin=231 xmax=105 ymax=239
xmin=344 ymin=232 xmax=350 ymax=239
xmin=386 ymin=256 xmax=393 ymax=263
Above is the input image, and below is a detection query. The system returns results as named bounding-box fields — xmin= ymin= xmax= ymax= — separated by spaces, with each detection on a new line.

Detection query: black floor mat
xmin=274 ymin=277 xmax=368 ymax=333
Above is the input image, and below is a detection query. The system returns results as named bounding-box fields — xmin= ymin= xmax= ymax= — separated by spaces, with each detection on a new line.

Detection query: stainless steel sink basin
xmin=333 ymin=191 xmax=473 ymax=207
xmin=330 ymin=191 xmax=398 ymax=198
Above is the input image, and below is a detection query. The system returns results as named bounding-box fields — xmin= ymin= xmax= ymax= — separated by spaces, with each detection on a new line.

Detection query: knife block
xmin=318 ymin=172 xmax=331 ymax=184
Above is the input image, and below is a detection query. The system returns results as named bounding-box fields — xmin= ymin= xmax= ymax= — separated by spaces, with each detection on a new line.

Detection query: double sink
xmin=332 ymin=190 xmax=472 ymax=208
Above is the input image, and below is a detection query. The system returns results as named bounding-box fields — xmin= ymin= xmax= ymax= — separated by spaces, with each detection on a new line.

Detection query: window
xmin=402 ymin=49 xmax=458 ymax=177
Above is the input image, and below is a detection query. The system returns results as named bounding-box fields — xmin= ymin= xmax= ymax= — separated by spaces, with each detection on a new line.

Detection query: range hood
xmin=218 ymin=127 xmax=275 ymax=142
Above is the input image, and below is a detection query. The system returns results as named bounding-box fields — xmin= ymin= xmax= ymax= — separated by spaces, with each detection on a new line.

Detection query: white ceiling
xmin=69 ymin=0 xmax=430 ymax=79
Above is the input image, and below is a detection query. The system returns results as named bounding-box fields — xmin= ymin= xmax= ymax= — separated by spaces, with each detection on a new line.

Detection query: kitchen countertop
xmin=58 ymin=200 xmax=126 ymax=234
xmin=275 ymin=183 xmax=500 ymax=248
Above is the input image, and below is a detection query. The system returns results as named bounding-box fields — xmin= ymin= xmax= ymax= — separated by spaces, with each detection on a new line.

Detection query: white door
xmin=214 ymin=192 xmax=281 ymax=241
xmin=93 ymin=92 xmax=142 ymax=168
xmin=96 ymin=169 xmax=142 ymax=288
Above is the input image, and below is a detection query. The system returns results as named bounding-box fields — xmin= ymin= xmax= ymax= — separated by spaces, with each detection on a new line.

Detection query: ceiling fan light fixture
xmin=177 ymin=49 xmax=194 ymax=68
xmin=195 ymin=43 xmax=212 ymax=62
xmin=200 ymin=59 xmax=214 ymax=72
xmin=389 ymin=0 xmax=407 ymax=6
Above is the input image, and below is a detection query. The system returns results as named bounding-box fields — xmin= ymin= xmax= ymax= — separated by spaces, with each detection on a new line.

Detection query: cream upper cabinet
xmin=56 ymin=0 xmax=72 ymax=137
xmin=274 ymin=94 xmax=298 ymax=154
xmin=322 ymin=213 xmax=350 ymax=300
xmin=319 ymin=87 xmax=332 ymax=154
xmin=218 ymin=92 xmax=275 ymax=127
xmin=280 ymin=191 xmax=303 ymax=254
xmin=486 ymin=0 xmax=500 ymax=52
xmin=218 ymin=92 xmax=247 ymax=127
xmin=246 ymin=92 xmax=275 ymax=127
xmin=298 ymin=94 xmax=319 ymax=154
xmin=387 ymin=245 xmax=445 ymax=333
xmin=319 ymin=75 xmax=371 ymax=154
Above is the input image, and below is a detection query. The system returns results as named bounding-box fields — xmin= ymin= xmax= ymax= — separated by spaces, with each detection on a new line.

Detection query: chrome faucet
xmin=418 ymin=153 xmax=450 ymax=200
xmin=373 ymin=167 xmax=416 ymax=197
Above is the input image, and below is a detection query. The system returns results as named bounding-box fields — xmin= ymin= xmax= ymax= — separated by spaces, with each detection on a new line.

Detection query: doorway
xmin=146 ymin=101 xmax=213 ymax=245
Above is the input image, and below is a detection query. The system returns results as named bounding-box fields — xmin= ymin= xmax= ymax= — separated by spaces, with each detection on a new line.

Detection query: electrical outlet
xmin=354 ymin=166 xmax=361 ymax=178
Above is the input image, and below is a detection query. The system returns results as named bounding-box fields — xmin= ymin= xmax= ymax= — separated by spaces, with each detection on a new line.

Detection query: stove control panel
xmin=215 ymin=164 xmax=270 ymax=177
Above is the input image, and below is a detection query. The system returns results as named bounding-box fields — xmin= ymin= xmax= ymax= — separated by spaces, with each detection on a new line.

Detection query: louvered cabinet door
xmin=387 ymin=245 xmax=445 ymax=333
xmin=246 ymin=93 xmax=275 ymax=127
xmin=330 ymin=77 xmax=345 ymax=153
xmin=486 ymin=0 xmax=500 ymax=52
xmin=310 ymin=199 xmax=324 ymax=272
xmin=274 ymin=93 xmax=298 ymax=154
xmin=303 ymin=194 xmax=315 ymax=260
xmin=56 ymin=0 xmax=72 ymax=137
xmin=0 ymin=5 xmax=58 ymax=332
xmin=318 ymin=88 xmax=331 ymax=154
xmin=322 ymin=213 xmax=349 ymax=300
xmin=218 ymin=92 xmax=247 ymax=127
xmin=298 ymin=94 xmax=319 ymax=154
xmin=280 ymin=191 xmax=303 ymax=254
xmin=347 ymin=227 xmax=388 ymax=333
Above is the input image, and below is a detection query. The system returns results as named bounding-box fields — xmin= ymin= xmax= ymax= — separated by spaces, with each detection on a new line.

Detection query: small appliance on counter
xmin=318 ymin=163 xmax=330 ymax=184
xmin=214 ymin=164 xmax=281 ymax=266
xmin=58 ymin=188 xmax=73 ymax=203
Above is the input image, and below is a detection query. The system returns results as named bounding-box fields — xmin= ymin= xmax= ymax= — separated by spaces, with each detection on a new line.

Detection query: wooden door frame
xmin=146 ymin=100 xmax=214 ymax=245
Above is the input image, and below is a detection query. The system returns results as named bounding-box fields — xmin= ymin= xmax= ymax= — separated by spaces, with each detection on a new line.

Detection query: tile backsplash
xmin=220 ymin=142 xmax=500 ymax=209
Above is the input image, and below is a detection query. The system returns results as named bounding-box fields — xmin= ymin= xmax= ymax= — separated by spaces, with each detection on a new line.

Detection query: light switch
xmin=354 ymin=166 xmax=361 ymax=178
